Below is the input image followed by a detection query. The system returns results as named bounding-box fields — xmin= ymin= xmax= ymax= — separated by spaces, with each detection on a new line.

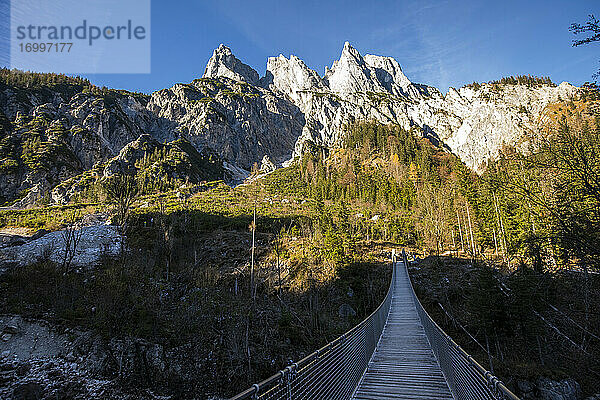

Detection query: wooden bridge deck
xmin=352 ymin=261 xmax=453 ymax=400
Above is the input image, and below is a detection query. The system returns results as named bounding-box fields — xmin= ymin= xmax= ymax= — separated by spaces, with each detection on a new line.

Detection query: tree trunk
xmin=466 ymin=204 xmax=476 ymax=261
xmin=457 ymin=211 xmax=465 ymax=254
xmin=494 ymin=193 xmax=510 ymax=268
xmin=493 ymin=227 xmax=499 ymax=257
xmin=250 ymin=206 xmax=256 ymax=304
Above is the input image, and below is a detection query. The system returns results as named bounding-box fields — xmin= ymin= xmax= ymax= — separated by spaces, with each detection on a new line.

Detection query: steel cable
xmin=402 ymin=249 xmax=520 ymax=400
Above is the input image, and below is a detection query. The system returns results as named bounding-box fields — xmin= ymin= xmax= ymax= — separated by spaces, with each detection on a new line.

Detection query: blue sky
xmin=4 ymin=0 xmax=599 ymax=94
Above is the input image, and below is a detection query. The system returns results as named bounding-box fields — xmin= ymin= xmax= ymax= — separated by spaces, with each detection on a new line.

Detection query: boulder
xmin=338 ymin=303 xmax=357 ymax=318
xmin=517 ymin=377 xmax=582 ymax=400
xmin=259 ymin=155 xmax=276 ymax=174
xmin=537 ymin=377 xmax=581 ymax=400
xmin=12 ymin=382 xmax=43 ymax=400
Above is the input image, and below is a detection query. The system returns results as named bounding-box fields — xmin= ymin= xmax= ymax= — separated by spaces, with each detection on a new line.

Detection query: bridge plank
xmin=352 ymin=262 xmax=453 ymax=400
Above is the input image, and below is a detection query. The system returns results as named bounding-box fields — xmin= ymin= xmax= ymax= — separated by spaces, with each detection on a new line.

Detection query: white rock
xmin=203 ymin=44 xmax=260 ymax=85
xmin=160 ymin=42 xmax=582 ymax=174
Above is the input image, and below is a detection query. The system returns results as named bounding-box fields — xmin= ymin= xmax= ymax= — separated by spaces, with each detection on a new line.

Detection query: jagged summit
xmin=363 ymin=54 xmax=412 ymax=95
xmin=265 ymin=53 xmax=328 ymax=104
xmin=203 ymin=44 xmax=260 ymax=85
xmin=324 ymin=41 xmax=387 ymax=94
xmin=196 ymin=42 xmax=578 ymax=173
xmin=200 ymin=42 xmax=581 ymax=173
xmin=202 ymin=42 xmax=422 ymax=99
xmin=0 ymin=46 xmax=581 ymax=207
xmin=323 ymin=42 xmax=425 ymax=98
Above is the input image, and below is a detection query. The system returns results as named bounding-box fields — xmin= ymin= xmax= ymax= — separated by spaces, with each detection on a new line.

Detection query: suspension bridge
xmin=230 ymin=250 xmax=520 ymax=400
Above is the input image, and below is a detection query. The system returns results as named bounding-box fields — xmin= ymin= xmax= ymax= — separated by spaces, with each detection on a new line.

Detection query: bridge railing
xmin=402 ymin=249 xmax=520 ymax=400
xmin=230 ymin=256 xmax=396 ymax=400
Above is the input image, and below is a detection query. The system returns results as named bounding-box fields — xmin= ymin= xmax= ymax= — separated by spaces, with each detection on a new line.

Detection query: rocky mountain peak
xmin=340 ymin=41 xmax=363 ymax=63
xmin=363 ymin=54 xmax=412 ymax=95
xmin=203 ymin=44 xmax=260 ymax=85
xmin=324 ymin=42 xmax=386 ymax=94
xmin=265 ymin=54 xmax=327 ymax=103
xmin=0 ymin=47 xmax=582 ymax=208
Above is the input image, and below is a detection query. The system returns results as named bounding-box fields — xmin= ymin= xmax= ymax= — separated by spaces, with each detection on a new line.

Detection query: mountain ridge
xmin=200 ymin=42 xmax=577 ymax=171
xmin=0 ymin=43 xmax=580 ymax=207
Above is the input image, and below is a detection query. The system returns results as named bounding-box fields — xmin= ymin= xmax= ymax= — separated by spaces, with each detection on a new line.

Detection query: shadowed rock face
xmin=147 ymin=77 xmax=305 ymax=171
xmin=0 ymin=315 xmax=214 ymax=400
xmin=0 ymin=86 xmax=161 ymax=207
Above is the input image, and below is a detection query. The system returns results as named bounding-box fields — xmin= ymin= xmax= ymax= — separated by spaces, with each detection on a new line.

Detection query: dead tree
xmin=103 ymin=174 xmax=139 ymax=256
xmin=60 ymin=211 xmax=83 ymax=273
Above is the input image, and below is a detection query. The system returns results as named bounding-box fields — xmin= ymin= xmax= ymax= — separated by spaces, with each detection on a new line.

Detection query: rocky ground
xmin=0 ymin=316 xmax=169 ymax=400
xmin=0 ymin=314 xmax=234 ymax=400
xmin=0 ymin=221 xmax=144 ymax=399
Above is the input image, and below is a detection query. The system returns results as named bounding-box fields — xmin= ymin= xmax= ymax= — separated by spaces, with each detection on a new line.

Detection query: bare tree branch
xmin=570 ymin=15 xmax=600 ymax=46
xmin=60 ymin=211 xmax=83 ymax=273
xmin=570 ymin=14 xmax=600 ymax=80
